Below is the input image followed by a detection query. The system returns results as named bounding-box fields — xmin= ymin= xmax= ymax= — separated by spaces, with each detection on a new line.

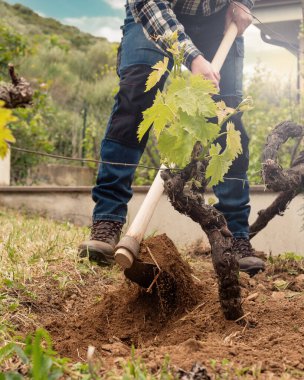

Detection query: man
xmin=79 ymin=0 xmax=265 ymax=276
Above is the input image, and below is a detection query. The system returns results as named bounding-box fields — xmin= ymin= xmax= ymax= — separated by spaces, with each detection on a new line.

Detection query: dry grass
xmin=0 ymin=208 xmax=121 ymax=344
xmin=0 ymin=208 xmax=86 ymax=280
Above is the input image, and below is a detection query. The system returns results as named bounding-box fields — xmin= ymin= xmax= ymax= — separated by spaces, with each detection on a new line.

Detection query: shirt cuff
xmin=237 ymin=0 xmax=254 ymax=10
xmin=182 ymin=40 xmax=202 ymax=70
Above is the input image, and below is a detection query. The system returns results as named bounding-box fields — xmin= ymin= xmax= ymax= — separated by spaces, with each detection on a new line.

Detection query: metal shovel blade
xmin=124 ymin=259 xmax=177 ymax=292
xmin=124 ymin=260 xmax=159 ymax=289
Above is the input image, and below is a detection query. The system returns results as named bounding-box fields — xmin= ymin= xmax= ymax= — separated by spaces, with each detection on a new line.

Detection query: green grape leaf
xmin=189 ymin=75 xmax=218 ymax=116
xmin=150 ymin=103 xmax=221 ymax=168
xmin=166 ymin=75 xmax=218 ymax=118
xmin=225 ymin=121 xmax=242 ymax=160
xmin=166 ymin=41 xmax=180 ymax=57
xmin=145 ymin=57 xmax=169 ymax=92
xmin=189 ymin=74 xmax=217 ymax=94
xmin=158 ymin=127 xmax=196 ymax=167
xmin=177 ymin=111 xmax=220 ymax=146
xmin=137 ymin=90 xmax=176 ymax=141
xmin=0 ymin=102 xmax=16 ymax=158
xmin=206 ymin=143 xmax=232 ymax=187
xmin=166 ymin=76 xmax=197 ymax=116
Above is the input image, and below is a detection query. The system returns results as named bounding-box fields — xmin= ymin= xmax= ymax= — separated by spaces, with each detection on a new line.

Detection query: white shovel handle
xmin=212 ymin=22 xmax=238 ymax=72
xmin=124 ymin=164 xmax=167 ymax=242
xmin=115 ymin=22 xmax=238 ymax=269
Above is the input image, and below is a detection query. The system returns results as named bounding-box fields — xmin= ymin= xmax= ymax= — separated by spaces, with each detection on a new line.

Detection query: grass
xmin=0 ymin=208 xmax=85 ymax=279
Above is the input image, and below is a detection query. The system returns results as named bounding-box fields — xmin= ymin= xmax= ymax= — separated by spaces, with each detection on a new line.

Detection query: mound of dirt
xmin=47 ymin=234 xmax=202 ymax=359
xmin=139 ymin=234 xmax=201 ymax=313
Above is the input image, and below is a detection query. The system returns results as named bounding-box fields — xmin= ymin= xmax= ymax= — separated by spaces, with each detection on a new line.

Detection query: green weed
xmin=111 ymin=348 xmax=174 ymax=380
xmin=0 ymin=329 xmax=69 ymax=379
xmin=0 ymin=330 xmax=175 ymax=380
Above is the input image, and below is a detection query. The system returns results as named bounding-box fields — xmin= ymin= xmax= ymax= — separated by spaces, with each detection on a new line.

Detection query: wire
xmin=231 ymin=0 xmax=302 ymax=55
xmin=10 ymin=146 xmax=167 ymax=171
xmin=10 ymin=146 xmax=252 ymax=183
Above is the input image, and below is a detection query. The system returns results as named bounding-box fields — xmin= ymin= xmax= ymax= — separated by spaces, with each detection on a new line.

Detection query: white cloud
xmin=62 ymin=16 xmax=123 ymax=42
xmin=36 ymin=10 xmax=46 ymax=17
xmin=104 ymin=0 xmax=125 ymax=10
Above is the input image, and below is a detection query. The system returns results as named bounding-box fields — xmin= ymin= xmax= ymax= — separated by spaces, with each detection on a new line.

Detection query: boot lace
xmin=233 ymin=238 xmax=255 ymax=258
xmin=91 ymin=220 xmax=123 ymax=242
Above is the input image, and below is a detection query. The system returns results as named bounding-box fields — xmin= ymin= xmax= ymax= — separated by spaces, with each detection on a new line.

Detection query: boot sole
xmin=240 ymin=265 xmax=265 ymax=277
xmin=79 ymin=245 xmax=114 ymax=267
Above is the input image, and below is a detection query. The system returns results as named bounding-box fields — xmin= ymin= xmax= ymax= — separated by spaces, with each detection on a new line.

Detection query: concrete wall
xmin=27 ymin=164 xmax=95 ymax=186
xmin=0 ymin=186 xmax=303 ymax=255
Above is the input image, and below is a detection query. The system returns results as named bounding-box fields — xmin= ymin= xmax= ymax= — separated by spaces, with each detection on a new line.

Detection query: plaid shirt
xmin=128 ymin=0 xmax=254 ymax=69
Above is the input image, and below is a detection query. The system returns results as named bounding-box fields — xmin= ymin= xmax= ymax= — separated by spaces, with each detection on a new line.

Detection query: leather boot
xmin=79 ymin=220 xmax=123 ymax=266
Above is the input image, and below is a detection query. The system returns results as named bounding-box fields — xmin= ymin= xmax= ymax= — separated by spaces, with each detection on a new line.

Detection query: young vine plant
xmin=137 ymin=31 xmax=252 ymax=186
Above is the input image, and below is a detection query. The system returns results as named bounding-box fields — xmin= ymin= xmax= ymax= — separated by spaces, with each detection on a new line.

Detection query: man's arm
xmin=128 ymin=0 xmax=201 ymax=70
xmin=225 ymin=1 xmax=255 ymax=36
xmin=128 ymin=0 xmax=220 ymax=87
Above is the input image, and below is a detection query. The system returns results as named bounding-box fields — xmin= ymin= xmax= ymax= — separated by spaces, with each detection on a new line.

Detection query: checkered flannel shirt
xmin=127 ymin=0 xmax=254 ymax=69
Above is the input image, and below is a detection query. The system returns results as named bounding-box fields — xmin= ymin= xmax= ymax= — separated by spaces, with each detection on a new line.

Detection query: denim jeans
xmin=92 ymin=5 xmax=250 ymax=239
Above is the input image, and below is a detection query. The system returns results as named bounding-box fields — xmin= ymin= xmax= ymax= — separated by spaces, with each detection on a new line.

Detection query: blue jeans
xmin=92 ymin=5 xmax=250 ymax=239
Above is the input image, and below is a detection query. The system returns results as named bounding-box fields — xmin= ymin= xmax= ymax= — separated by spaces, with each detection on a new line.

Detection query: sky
xmin=4 ymin=0 xmax=298 ymax=82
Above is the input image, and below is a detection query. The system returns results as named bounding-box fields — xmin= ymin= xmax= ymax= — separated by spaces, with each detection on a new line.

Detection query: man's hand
xmin=225 ymin=2 xmax=253 ymax=36
xmin=191 ymin=55 xmax=220 ymax=89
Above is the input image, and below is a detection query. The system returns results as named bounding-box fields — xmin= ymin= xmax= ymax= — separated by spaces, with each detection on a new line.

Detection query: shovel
xmin=115 ymin=22 xmax=239 ymax=289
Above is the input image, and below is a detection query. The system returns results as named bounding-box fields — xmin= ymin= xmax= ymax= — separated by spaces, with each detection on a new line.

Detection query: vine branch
xmin=249 ymin=121 xmax=304 ymax=238
xmin=161 ymin=152 xmax=244 ymax=321
xmin=0 ymin=64 xmax=33 ymax=109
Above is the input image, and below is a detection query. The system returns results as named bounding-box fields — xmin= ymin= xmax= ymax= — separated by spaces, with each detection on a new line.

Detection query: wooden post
xmin=0 ymin=150 xmax=11 ymax=186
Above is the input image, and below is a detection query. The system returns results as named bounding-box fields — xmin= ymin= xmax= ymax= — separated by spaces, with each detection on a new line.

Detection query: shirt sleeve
xmin=237 ymin=0 xmax=255 ymax=10
xmin=128 ymin=0 xmax=202 ymax=70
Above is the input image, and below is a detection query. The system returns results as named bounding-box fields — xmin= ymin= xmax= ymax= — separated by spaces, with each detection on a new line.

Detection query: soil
xmin=15 ymin=235 xmax=304 ymax=378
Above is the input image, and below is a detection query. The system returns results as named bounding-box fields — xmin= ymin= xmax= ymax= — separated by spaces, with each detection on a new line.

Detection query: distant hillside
xmin=0 ymin=0 xmax=124 ymax=183
xmin=0 ymin=0 xmax=103 ymax=49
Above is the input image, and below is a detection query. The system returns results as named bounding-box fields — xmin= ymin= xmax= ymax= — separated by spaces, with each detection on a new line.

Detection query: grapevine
xmin=138 ymin=31 xmax=252 ymax=186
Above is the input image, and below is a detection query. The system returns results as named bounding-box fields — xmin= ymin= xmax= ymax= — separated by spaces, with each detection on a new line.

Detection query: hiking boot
xmin=233 ymin=238 xmax=266 ymax=277
xmin=79 ymin=220 xmax=123 ymax=266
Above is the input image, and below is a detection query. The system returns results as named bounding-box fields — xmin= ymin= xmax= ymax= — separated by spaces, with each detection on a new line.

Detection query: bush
xmin=244 ymin=66 xmax=301 ymax=184
xmin=0 ymin=25 xmax=27 ymax=78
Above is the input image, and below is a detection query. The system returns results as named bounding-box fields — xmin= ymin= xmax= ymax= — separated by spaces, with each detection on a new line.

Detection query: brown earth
xmin=15 ymin=234 xmax=304 ymax=378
